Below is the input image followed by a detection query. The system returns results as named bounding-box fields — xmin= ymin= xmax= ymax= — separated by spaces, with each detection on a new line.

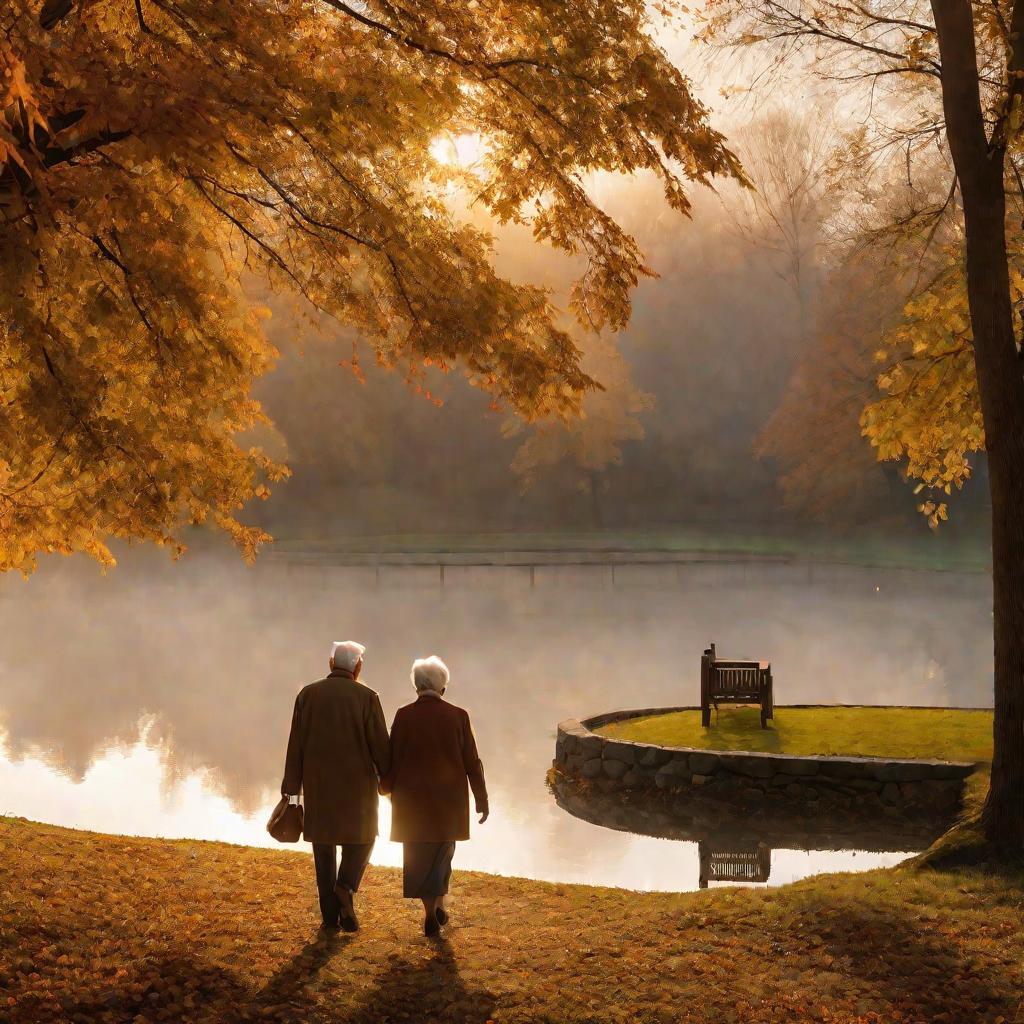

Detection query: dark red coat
xmin=380 ymin=695 xmax=488 ymax=842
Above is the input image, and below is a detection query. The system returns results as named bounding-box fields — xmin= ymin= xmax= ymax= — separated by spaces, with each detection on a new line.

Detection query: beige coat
xmin=281 ymin=668 xmax=390 ymax=844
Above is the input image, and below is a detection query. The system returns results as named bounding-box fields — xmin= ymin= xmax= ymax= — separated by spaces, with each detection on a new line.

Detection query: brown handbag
xmin=267 ymin=796 xmax=304 ymax=843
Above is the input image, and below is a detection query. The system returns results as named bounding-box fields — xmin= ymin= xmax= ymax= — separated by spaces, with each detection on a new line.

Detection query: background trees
xmin=728 ymin=107 xmax=832 ymax=347
xmin=0 ymin=0 xmax=742 ymax=572
xmin=250 ymin=171 xmax=831 ymax=540
xmin=506 ymin=335 xmax=653 ymax=524
xmin=705 ymin=0 xmax=1024 ymax=844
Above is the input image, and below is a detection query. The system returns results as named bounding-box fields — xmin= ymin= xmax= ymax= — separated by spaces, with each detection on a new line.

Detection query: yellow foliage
xmin=0 ymin=0 xmax=742 ymax=572
xmin=859 ymin=239 xmax=1011 ymax=525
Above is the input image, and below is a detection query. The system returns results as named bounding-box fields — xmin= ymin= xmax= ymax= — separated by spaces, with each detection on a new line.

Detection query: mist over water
xmin=0 ymin=550 xmax=991 ymax=890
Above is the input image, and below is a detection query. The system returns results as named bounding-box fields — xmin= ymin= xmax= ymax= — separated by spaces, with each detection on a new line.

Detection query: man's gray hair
xmin=330 ymin=640 xmax=366 ymax=672
xmin=411 ymin=655 xmax=450 ymax=694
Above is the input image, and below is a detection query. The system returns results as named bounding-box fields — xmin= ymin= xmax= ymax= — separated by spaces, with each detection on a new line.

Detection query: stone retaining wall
xmin=554 ymin=708 xmax=976 ymax=817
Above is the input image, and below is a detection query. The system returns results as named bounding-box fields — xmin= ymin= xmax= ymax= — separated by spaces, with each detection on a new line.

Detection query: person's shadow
xmin=52 ymin=928 xmax=494 ymax=1024
xmin=251 ymin=930 xmax=350 ymax=1019
xmin=346 ymin=936 xmax=496 ymax=1024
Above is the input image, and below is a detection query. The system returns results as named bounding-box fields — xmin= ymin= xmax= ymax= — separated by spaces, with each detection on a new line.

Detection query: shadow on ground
xmin=345 ymin=937 xmax=496 ymax=1024
xmin=814 ymin=903 xmax=1014 ymax=1022
xmin=52 ymin=931 xmax=496 ymax=1024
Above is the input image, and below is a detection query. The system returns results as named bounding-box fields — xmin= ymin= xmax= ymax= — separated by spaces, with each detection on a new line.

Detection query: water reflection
xmin=0 ymin=550 xmax=990 ymax=891
xmin=699 ymin=841 xmax=772 ymax=888
xmin=549 ymin=772 xmax=936 ymax=889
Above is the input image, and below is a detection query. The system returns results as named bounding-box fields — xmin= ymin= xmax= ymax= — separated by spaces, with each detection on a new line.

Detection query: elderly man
xmin=281 ymin=641 xmax=390 ymax=932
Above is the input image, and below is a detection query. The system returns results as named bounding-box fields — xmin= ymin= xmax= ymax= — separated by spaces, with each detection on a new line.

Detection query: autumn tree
xmin=728 ymin=107 xmax=832 ymax=346
xmin=0 ymin=0 xmax=742 ymax=573
xmin=758 ymin=246 xmax=909 ymax=521
xmin=759 ymin=152 xmax=959 ymax=521
xmin=505 ymin=335 xmax=653 ymax=524
xmin=706 ymin=0 xmax=1024 ymax=845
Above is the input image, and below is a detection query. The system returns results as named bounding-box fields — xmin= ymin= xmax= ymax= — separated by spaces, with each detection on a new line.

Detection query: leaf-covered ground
xmin=1 ymin=816 xmax=1022 ymax=1024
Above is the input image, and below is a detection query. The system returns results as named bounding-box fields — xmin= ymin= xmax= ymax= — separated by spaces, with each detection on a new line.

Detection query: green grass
xmin=596 ymin=706 xmax=993 ymax=763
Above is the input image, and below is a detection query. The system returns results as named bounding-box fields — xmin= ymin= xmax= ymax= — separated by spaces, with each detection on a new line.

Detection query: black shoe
xmin=335 ymin=885 xmax=359 ymax=932
xmin=434 ymin=907 xmax=449 ymax=927
xmin=424 ymin=913 xmax=441 ymax=937
xmin=319 ymin=920 xmax=341 ymax=933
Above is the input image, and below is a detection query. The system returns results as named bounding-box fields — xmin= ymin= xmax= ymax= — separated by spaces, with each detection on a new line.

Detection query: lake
xmin=0 ymin=549 xmax=991 ymax=891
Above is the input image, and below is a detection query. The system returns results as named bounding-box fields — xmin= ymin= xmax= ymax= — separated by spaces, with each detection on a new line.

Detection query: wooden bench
xmin=700 ymin=642 xmax=774 ymax=728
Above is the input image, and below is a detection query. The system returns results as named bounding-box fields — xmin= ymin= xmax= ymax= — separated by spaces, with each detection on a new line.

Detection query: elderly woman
xmin=379 ymin=655 xmax=488 ymax=937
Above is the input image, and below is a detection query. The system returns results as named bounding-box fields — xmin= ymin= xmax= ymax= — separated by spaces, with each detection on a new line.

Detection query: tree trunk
xmin=932 ymin=0 xmax=1024 ymax=846
xmin=967 ymin=183 xmax=1024 ymax=848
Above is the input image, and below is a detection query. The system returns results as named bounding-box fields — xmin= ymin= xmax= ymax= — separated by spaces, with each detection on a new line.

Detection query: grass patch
xmin=596 ymin=706 xmax=993 ymax=763
xmin=1 ymin=816 xmax=1021 ymax=1024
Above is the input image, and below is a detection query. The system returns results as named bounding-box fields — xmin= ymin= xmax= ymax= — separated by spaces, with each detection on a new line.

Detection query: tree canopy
xmin=0 ymin=0 xmax=742 ymax=572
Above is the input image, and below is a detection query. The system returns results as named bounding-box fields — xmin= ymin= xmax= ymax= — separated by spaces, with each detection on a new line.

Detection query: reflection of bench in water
xmin=701 ymin=642 xmax=774 ymax=728
xmin=698 ymin=842 xmax=771 ymax=889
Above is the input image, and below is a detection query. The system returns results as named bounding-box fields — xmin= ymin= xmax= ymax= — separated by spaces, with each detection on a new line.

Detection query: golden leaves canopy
xmin=0 ymin=0 xmax=742 ymax=572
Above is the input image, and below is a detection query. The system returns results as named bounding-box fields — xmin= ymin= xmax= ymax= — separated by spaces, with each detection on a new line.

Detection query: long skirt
xmin=402 ymin=841 xmax=456 ymax=899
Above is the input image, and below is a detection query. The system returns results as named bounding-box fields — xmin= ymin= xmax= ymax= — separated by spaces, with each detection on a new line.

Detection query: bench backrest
xmin=711 ymin=664 xmax=763 ymax=694
xmin=702 ymin=643 xmax=769 ymax=696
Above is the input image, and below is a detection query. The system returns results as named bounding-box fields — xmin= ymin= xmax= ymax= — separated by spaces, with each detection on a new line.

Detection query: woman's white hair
xmin=411 ymin=655 xmax=450 ymax=694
